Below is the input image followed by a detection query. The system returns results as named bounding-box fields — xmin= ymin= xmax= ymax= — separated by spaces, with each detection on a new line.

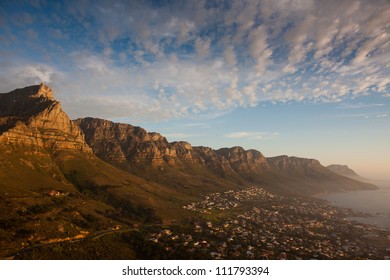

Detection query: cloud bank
xmin=0 ymin=0 xmax=389 ymax=121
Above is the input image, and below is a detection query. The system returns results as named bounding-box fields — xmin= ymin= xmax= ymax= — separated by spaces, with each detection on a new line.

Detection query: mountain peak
xmin=1 ymin=83 xmax=59 ymax=126
xmin=0 ymin=84 xmax=91 ymax=152
xmin=34 ymin=82 xmax=55 ymax=100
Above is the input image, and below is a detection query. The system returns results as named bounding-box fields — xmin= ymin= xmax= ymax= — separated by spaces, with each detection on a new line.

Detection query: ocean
xmin=319 ymin=180 xmax=390 ymax=230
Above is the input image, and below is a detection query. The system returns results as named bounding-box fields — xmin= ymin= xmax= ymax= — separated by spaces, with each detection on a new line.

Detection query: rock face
xmin=75 ymin=117 xmax=270 ymax=177
xmin=0 ymin=83 xmax=91 ymax=152
xmin=216 ymin=147 xmax=268 ymax=171
xmin=267 ymin=155 xmax=323 ymax=174
xmin=75 ymin=117 xmax=196 ymax=165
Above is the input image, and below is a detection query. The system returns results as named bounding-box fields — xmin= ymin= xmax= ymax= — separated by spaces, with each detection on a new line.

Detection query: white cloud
xmin=248 ymin=25 xmax=272 ymax=76
xmin=223 ymin=46 xmax=237 ymax=67
xmin=0 ymin=62 xmax=55 ymax=92
xmin=43 ymin=52 xmax=251 ymax=120
xmin=195 ymin=37 xmax=211 ymax=59
xmin=282 ymin=64 xmax=296 ymax=74
xmin=352 ymin=32 xmax=389 ymax=65
xmin=225 ymin=131 xmax=279 ymax=140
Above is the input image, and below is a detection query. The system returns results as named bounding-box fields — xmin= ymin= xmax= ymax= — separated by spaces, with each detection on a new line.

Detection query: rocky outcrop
xmin=0 ymin=83 xmax=91 ymax=152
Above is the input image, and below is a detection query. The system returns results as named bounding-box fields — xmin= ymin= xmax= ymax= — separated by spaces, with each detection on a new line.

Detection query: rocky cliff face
xmin=75 ymin=117 xmax=196 ymax=165
xmin=216 ymin=147 xmax=269 ymax=172
xmin=267 ymin=155 xmax=323 ymax=174
xmin=75 ymin=117 xmax=270 ymax=177
xmin=0 ymin=83 xmax=91 ymax=152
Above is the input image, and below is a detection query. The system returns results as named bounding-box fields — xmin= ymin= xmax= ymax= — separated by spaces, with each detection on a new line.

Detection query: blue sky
xmin=0 ymin=0 xmax=389 ymax=179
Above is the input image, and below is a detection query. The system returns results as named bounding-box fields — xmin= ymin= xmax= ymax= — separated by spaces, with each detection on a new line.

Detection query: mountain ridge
xmin=75 ymin=116 xmax=377 ymax=195
xmin=0 ymin=83 xmax=379 ymax=259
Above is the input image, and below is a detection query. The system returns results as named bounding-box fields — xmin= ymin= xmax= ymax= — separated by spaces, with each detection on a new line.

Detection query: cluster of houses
xmin=183 ymin=186 xmax=274 ymax=213
xmin=150 ymin=186 xmax=389 ymax=259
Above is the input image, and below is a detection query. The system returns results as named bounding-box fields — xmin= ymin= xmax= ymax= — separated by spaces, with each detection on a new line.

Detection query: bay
xmin=319 ymin=180 xmax=390 ymax=230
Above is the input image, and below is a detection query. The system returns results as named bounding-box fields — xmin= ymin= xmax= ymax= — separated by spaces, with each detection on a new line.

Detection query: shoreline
xmin=315 ymin=187 xmax=390 ymax=231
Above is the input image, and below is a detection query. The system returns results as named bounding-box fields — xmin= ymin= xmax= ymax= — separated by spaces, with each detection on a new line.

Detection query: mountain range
xmin=0 ymin=83 xmax=376 ymax=258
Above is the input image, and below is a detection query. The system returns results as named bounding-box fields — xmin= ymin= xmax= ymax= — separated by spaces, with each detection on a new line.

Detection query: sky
xmin=0 ymin=0 xmax=389 ymax=180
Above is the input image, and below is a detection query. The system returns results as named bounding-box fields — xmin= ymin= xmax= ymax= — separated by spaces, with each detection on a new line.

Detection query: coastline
xmin=316 ymin=185 xmax=390 ymax=230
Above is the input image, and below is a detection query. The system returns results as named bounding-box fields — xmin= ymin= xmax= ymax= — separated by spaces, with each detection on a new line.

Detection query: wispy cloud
xmin=334 ymin=112 xmax=388 ymax=119
xmin=337 ymin=103 xmax=385 ymax=109
xmin=173 ymin=123 xmax=211 ymax=129
xmin=162 ymin=133 xmax=199 ymax=140
xmin=224 ymin=131 xmax=279 ymax=140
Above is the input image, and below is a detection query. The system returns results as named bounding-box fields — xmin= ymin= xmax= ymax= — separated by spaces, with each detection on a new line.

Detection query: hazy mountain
xmin=326 ymin=164 xmax=357 ymax=176
xmin=267 ymin=156 xmax=376 ymax=194
xmin=326 ymin=164 xmax=370 ymax=182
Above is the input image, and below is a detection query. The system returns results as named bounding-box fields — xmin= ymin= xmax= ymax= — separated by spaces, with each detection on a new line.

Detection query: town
xmin=136 ymin=186 xmax=390 ymax=259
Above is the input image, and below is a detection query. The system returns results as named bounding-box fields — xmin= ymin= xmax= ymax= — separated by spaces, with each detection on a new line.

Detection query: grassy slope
xmin=53 ymin=150 xmax=196 ymax=220
xmin=0 ymin=145 xmax=200 ymax=258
